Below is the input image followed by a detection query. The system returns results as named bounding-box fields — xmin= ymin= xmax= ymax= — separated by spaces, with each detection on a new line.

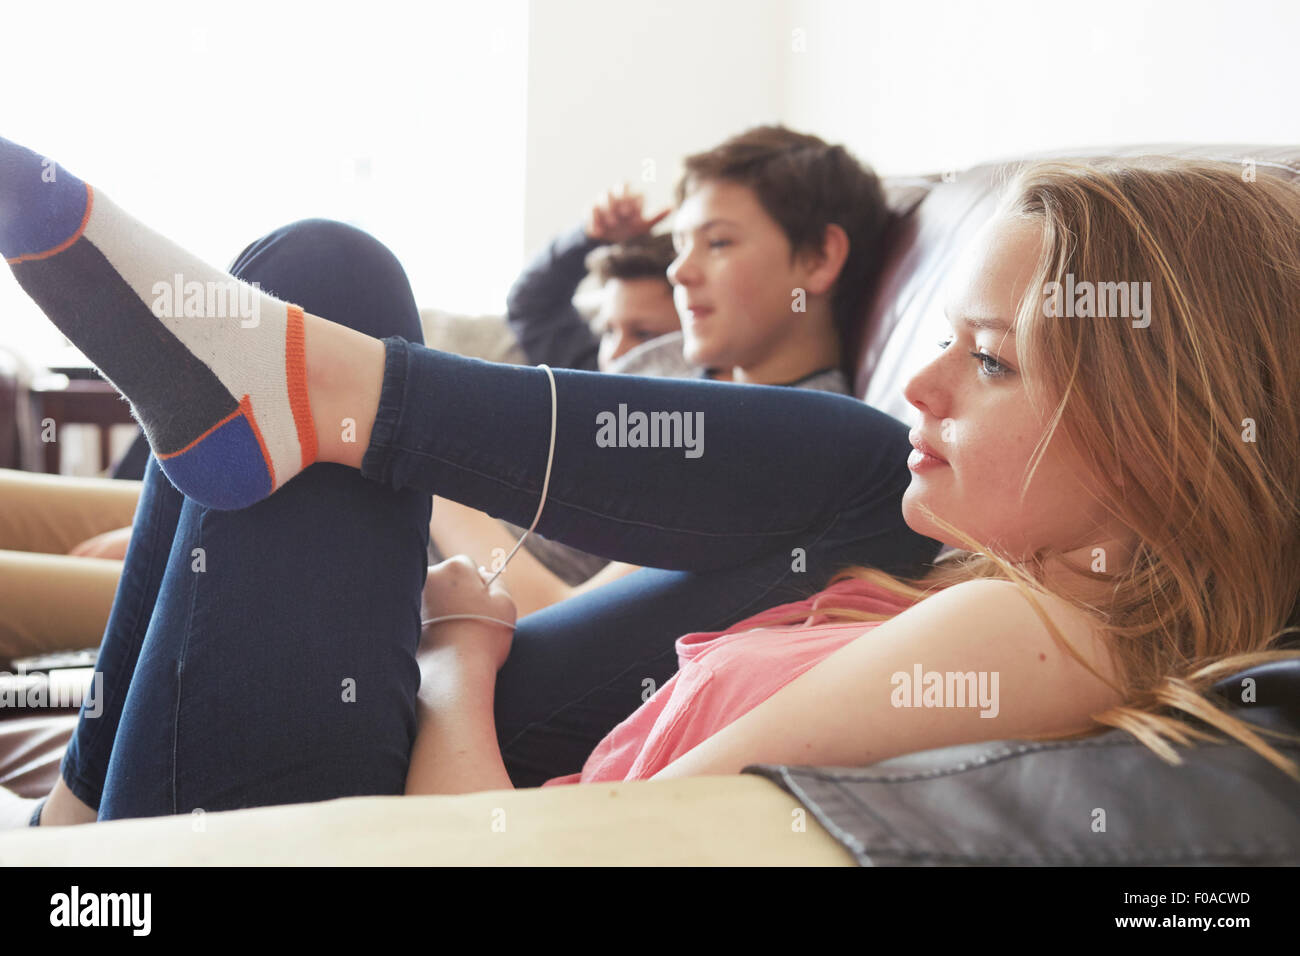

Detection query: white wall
xmin=0 ymin=0 xmax=529 ymax=372
xmin=523 ymin=0 xmax=794 ymax=257
xmin=782 ymin=0 xmax=1300 ymax=176
xmin=523 ymin=0 xmax=1300 ymax=256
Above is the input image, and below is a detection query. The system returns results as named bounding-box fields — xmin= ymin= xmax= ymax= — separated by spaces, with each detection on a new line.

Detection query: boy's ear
xmin=798 ymin=223 xmax=850 ymax=296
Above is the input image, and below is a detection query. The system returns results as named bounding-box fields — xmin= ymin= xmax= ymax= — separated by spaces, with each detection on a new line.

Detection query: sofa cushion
xmin=420 ymin=307 xmax=525 ymax=366
xmin=0 ymin=774 xmax=854 ymax=865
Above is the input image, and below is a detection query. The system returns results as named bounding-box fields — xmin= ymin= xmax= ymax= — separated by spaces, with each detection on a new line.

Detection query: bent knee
xmin=231 ymin=218 xmax=424 ymax=343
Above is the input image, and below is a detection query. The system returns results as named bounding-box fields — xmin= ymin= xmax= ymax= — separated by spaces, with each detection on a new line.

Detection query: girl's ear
xmin=799 ymin=223 xmax=851 ymax=297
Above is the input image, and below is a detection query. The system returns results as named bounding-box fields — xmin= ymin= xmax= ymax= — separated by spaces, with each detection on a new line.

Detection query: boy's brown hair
xmin=675 ymin=125 xmax=889 ymax=342
xmin=586 ymin=233 xmax=677 ymax=286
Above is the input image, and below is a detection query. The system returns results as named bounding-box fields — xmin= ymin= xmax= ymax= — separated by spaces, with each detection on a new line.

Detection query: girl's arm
xmin=404 ymin=557 xmax=518 ymax=796
xmin=405 ymin=638 xmax=515 ymax=796
xmin=398 ymin=554 xmax=637 ymax=795
xmin=650 ymin=578 xmax=1124 ymax=780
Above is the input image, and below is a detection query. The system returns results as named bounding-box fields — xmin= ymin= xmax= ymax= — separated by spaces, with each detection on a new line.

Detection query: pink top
xmin=541 ymin=576 xmax=917 ymax=787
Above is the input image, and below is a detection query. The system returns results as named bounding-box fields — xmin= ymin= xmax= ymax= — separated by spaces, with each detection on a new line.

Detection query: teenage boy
xmin=431 ymin=125 xmax=890 ymax=614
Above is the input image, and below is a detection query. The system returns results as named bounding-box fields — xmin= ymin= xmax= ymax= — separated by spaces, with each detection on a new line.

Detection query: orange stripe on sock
xmin=156 ymin=402 xmax=243 ymax=460
xmin=239 ymin=394 xmax=277 ymax=490
xmin=284 ymin=304 xmax=318 ymax=468
xmin=5 ymin=183 xmax=96 ymax=265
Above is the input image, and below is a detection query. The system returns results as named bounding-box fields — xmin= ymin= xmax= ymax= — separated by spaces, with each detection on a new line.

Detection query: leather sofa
xmin=2 ymin=143 xmax=1297 ymax=865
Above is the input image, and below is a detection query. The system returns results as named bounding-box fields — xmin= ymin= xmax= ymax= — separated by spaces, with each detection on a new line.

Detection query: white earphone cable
xmin=420 ymin=364 xmax=557 ymax=633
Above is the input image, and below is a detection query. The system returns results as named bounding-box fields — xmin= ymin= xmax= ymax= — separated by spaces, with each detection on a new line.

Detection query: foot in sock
xmin=0 ymin=136 xmax=317 ymax=509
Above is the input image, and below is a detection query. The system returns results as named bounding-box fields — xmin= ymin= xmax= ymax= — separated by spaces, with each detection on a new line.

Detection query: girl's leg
xmin=50 ymin=452 xmax=185 ymax=816
xmin=362 ymin=341 xmax=930 ymax=572
xmin=40 ymin=445 xmax=187 ymax=824
xmin=56 ymin=220 xmax=431 ymax=819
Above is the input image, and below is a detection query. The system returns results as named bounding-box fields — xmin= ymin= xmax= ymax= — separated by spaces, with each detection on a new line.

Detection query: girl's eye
xmin=708 ymin=239 xmax=731 ymax=250
xmin=972 ymin=349 xmax=1009 ymax=377
xmin=936 ymin=336 xmax=1011 ymax=378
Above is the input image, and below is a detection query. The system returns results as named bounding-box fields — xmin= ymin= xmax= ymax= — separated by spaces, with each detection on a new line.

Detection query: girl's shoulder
xmin=916 ymin=578 xmax=1121 ymax=689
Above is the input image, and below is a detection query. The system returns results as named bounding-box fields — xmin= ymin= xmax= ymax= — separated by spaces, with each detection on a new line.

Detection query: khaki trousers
xmin=0 ymin=469 xmax=140 ymax=661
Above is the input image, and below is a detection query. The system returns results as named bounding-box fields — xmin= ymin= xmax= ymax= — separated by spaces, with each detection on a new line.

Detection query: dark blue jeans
xmin=52 ymin=221 xmax=941 ymax=822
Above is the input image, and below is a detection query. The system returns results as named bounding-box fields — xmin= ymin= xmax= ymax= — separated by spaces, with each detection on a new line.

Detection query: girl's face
xmin=901 ymin=216 xmax=1127 ymax=564
xmin=667 ymin=179 xmax=817 ymax=372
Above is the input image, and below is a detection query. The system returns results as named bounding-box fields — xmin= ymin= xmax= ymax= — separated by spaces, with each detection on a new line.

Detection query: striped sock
xmin=1 ymin=136 xmax=317 ymax=510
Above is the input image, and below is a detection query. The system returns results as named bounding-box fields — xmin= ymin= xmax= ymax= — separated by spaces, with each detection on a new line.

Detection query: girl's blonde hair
xmin=788 ymin=158 xmax=1300 ymax=779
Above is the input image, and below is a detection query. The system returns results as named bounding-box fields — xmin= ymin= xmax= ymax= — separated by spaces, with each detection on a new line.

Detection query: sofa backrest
xmin=852 ymin=145 xmax=1300 ymax=424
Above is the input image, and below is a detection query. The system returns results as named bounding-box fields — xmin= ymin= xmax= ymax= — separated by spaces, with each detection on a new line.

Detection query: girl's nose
xmin=903 ymin=351 xmax=949 ymax=421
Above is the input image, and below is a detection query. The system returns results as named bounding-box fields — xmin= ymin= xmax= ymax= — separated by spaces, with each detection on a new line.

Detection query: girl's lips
xmin=907 ymin=448 xmax=950 ymax=471
xmin=907 ymin=431 xmax=950 ymax=471
xmin=686 ymin=306 xmax=714 ymax=319
xmin=908 ymin=431 xmax=950 ymax=464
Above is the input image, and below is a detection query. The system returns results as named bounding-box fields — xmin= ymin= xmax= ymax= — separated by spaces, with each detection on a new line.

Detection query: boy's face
xmin=594 ymin=278 xmax=681 ymax=371
xmin=668 ymin=179 xmax=820 ymax=371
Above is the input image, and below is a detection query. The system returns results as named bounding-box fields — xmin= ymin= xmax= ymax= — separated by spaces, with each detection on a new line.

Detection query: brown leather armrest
xmin=0 ymin=710 xmax=77 ymax=799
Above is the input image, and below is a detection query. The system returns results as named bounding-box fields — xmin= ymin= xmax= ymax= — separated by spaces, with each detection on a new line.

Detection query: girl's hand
xmin=420 ymin=556 xmax=517 ymax=672
xmin=584 ymin=182 xmax=670 ymax=243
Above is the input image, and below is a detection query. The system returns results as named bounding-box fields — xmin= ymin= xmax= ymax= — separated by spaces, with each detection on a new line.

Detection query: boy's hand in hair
xmin=585 ymin=182 xmax=670 ymax=242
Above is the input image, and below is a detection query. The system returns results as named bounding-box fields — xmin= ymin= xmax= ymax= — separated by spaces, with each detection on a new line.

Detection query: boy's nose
xmin=668 ymin=252 xmax=699 ymax=286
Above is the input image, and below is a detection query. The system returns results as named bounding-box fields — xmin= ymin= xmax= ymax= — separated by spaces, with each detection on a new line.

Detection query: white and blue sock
xmin=1 ymin=136 xmax=317 ymax=509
